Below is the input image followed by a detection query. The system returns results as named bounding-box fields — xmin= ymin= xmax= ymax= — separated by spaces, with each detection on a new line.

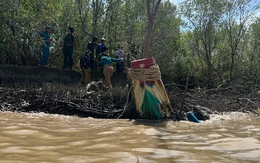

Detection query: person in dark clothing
xmin=87 ymin=37 xmax=98 ymax=70
xmin=63 ymin=27 xmax=75 ymax=69
xmin=80 ymin=49 xmax=92 ymax=86
xmin=39 ymin=26 xmax=53 ymax=67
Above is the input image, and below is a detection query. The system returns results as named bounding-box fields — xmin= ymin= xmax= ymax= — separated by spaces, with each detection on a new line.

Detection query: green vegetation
xmin=0 ymin=0 xmax=260 ymax=88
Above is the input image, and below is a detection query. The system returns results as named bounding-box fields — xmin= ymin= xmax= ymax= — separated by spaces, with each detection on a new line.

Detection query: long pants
xmin=39 ymin=47 xmax=49 ymax=66
xmin=80 ymin=69 xmax=91 ymax=86
xmin=63 ymin=50 xmax=73 ymax=69
xmin=90 ymin=54 xmax=94 ymax=70
xmin=99 ymin=65 xmax=104 ymax=79
xmin=103 ymin=64 xmax=114 ymax=87
xmin=116 ymin=60 xmax=124 ymax=72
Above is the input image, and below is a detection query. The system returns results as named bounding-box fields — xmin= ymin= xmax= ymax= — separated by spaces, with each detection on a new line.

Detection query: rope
xmin=117 ymin=85 xmax=133 ymax=119
xmin=128 ymin=66 xmax=161 ymax=81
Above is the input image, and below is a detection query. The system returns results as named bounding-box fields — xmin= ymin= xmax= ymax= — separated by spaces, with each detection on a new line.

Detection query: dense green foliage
xmin=0 ymin=0 xmax=259 ymax=87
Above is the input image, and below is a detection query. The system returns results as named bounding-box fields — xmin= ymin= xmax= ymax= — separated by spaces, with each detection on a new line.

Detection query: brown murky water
xmin=0 ymin=111 xmax=259 ymax=163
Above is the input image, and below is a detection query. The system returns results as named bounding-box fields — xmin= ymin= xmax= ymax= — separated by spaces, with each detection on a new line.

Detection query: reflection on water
xmin=0 ymin=111 xmax=259 ymax=163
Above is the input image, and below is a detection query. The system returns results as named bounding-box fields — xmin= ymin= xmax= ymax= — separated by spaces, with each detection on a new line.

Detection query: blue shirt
xmin=100 ymin=56 xmax=121 ymax=66
xmin=40 ymin=31 xmax=50 ymax=48
xmin=96 ymin=43 xmax=106 ymax=55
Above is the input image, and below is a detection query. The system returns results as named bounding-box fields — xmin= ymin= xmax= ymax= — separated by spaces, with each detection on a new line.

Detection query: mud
xmin=1 ymin=64 xmax=259 ymax=120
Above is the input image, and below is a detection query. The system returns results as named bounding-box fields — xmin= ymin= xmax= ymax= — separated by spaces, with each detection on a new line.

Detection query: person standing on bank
xmin=87 ymin=37 xmax=98 ymax=70
xmin=80 ymin=49 xmax=91 ymax=86
xmin=112 ymin=45 xmax=124 ymax=73
xmin=39 ymin=26 xmax=53 ymax=67
xmin=94 ymin=37 xmax=106 ymax=70
xmin=96 ymin=37 xmax=106 ymax=58
xmin=63 ymin=27 xmax=75 ymax=69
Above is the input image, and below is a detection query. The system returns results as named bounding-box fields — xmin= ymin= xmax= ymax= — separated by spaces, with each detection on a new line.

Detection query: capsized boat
xmin=129 ymin=57 xmax=173 ymax=119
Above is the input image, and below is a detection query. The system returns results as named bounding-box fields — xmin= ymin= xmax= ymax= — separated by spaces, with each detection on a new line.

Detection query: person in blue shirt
xmin=94 ymin=37 xmax=106 ymax=70
xmin=96 ymin=37 xmax=106 ymax=59
xmin=38 ymin=26 xmax=52 ymax=67
xmin=63 ymin=27 xmax=75 ymax=69
xmin=80 ymin=49 xmax=91 ymax=86
xmin=100 ymin=47 xmax=122 ymax=88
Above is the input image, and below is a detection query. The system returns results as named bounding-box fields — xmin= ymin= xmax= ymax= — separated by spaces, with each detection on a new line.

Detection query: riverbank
xmin=1 ymin=64 xmax=259 ymax=120
xmin=0 ymin=64 xmax=133 ymax=119
xmin=0 ymin=64 xmax=128 ymax=86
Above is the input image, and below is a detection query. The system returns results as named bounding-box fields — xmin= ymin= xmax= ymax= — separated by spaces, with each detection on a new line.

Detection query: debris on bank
xmin=1 ymin=64 xmax=260 ymax=120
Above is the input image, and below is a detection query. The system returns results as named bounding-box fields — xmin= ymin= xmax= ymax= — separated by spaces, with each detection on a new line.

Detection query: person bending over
xmin=99 ymin=47 xmax=123 ymax=88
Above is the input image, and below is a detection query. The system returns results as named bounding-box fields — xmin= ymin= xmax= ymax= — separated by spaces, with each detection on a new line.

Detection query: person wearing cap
xmin=87 ymin=37 xmax=98 ymax=70
xmin=63 ymin=27 xmax=75 ymax=69
xmin=96 ymin=37 xmax=107 ymax=58
xmin=38 ymin=26 xmax=52 ymax=67
xmin=80 ymin=49 xmax=92 ymax=86
xmin=99 ymin=47 xmax=123 ymax=88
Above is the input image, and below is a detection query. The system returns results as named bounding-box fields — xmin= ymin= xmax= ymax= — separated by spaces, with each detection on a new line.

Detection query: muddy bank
xmin=0 ymin=64 xmax=139 ymax=119
xmin=0 ymin=85 xmax=139 ymax=119
xmin=1 ymin=64 xmax=259 ymax=120
xmin=0 ymin=64 xmax=128 ymax=86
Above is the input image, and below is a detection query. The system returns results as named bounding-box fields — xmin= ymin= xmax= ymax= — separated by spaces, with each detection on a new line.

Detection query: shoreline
xmin=1 ymin=64 xmax=259 ymax=120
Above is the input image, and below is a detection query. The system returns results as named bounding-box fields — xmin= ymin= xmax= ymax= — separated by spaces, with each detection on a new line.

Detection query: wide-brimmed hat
xmin=101 ymin=37 xmax=106 ymax=41
xmin=86 ymin=49 xmax=91 ymax=53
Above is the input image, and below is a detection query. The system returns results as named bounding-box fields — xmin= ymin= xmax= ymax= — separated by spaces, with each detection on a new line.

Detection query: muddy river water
xmin=0 ymin=111 xmax=259 ymax=163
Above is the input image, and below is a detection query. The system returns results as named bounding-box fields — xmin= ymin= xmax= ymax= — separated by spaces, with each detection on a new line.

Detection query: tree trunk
xmin=143 ymin=18 xmax=154 ymax=58
xmin=142 ymin=0 xmax=161 ymax=58
xmin=77 ymin=0 xmax=92 ymax=37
